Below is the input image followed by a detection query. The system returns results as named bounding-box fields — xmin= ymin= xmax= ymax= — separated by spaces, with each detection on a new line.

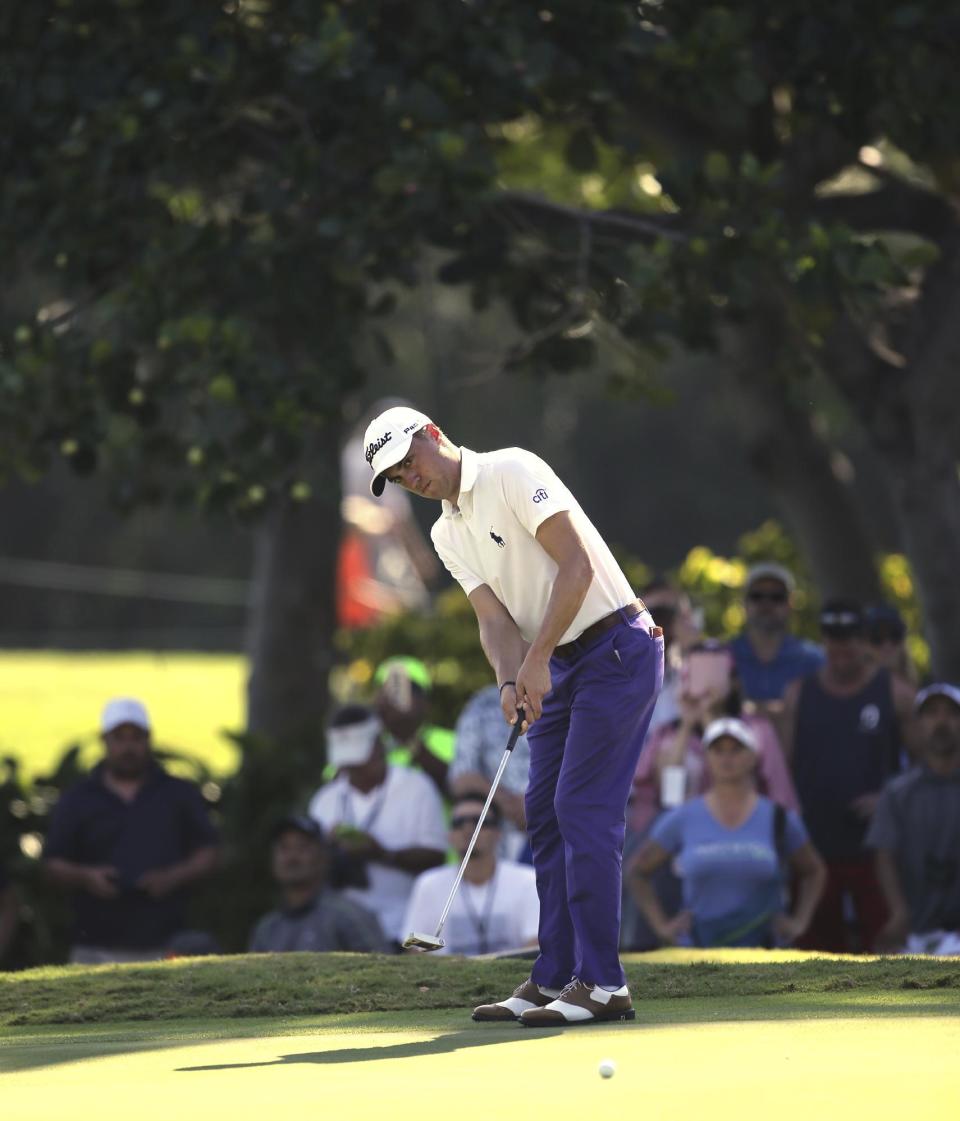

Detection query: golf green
xmin=2 ymin=994 xmax=958 ymax=1121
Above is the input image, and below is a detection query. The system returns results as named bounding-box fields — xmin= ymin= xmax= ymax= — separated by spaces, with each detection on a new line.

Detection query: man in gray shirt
xmin=867 ymin=684 xmax=960 ymax=954
xmin=249 ymin=815 xmax=388 ymax=954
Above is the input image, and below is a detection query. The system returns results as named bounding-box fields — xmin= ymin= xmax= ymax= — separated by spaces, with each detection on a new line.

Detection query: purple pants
xmin=526 ymin=612 xmax=664 ymax=988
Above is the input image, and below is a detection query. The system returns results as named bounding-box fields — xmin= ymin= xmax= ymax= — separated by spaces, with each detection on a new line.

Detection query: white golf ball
xmin=598 ymin=1058 xmax=616 ymax=1079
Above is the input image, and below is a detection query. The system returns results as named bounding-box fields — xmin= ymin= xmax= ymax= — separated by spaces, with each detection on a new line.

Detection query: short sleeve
xmin=650 ymin=804 xmax=686 ymax=854
xmin=431 ymin=524 xmax=484 ymax=597
xmin=42 ymin=790 xmax=83 ymax=861
xmin=403 ymin=774 xmax=449 ymax=852
xmin=449 ymin=690 xmax=493 ymax=781
xmin=337 ymin=897 xmax=388 ymax=952
xmin=496 ymin=455 xmax=572 ymax=537
xmin=865 ymin=786 xmax=900 ymax=851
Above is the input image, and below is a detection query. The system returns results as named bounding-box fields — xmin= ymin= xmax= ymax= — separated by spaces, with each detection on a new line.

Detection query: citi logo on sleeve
xmin=489 ymin=528 xmax=506 ymax=548
xmin=532 ymin=488 xmax=548 ymax=503
xmin=365 ymin=431 xmax=392 ymax=465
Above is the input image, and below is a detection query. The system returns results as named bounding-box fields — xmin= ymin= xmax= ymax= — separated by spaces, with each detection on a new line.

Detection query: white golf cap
xmin=745 ymin=562 xmax=796 ymax=594
xmin=101 ymin=697 xmax=151 ymax=734
xmin=702 ymin=716 xmax=758 ymax=753
xmin=915 ymin=683 xmax=960 ymax=713
xmin=362 ymin=405 xmax=433 ymax=496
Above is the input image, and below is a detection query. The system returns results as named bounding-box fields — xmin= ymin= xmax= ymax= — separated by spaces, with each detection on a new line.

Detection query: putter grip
xmin=506 ymin=710 xmax=525 ymax=752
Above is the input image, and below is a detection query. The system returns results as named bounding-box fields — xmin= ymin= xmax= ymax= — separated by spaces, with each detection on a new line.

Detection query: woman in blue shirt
xmin=628 ymin=717 xmax=825 ymax=948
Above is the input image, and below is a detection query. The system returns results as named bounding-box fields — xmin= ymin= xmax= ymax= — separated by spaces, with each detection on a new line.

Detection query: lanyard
xmin=459 ymin=867 xmax=500 ymax=955
xmin=339 ymin=778 xmax=390 ymax=835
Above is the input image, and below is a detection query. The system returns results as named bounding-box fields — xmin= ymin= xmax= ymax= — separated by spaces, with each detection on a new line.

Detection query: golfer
xmin=364 ymin=406 xmax=663 ymax=1025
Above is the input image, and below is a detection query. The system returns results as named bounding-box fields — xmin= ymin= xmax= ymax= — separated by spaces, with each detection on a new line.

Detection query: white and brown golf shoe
xmin=472 ymin=979 xmax=560 ymax=1023
xmin=519 ymin=979 xmax=635 ymax=1026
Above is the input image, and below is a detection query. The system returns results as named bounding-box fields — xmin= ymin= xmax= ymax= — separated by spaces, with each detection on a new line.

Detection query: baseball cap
xmin=272 ymin=814 xmax=325 ymax=842
xmin=865 ymin=603 xmax=907 ymax=642
xmin=703 ymin=717 xmax=758 ymax=753
xmin=820 ymin=598 xmax=864 ymax=637
xmin=101 ymin=697 xmax=151 ymax=734
xmin=915 ymin=683 xmax=960 ymax=713
xmin=745 ymin=563 xmax=796 ymax=594
xmin=362 ymin=405 xmax=433 ymax=497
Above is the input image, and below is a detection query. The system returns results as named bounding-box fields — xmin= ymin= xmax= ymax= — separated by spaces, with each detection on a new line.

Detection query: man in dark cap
xmin=248 ymin=815 xmax=388 ymax=954
xmin=782 ymin=600 xmax=916 ymax=952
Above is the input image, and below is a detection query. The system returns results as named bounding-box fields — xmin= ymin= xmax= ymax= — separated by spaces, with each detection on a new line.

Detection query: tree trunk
xmin=891 ymin=448 xmax=960 ymax=679
xmin=721 ymin=323 xmax=882 ymax=601
xmin=245 ymin=447 xmax=340 ymax=742
xmin=822 ymin=231 xmax=960 ymax=678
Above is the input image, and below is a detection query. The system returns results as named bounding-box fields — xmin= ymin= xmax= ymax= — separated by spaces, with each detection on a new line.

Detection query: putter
xmin=403 ymin=710 xmax=526 ymax=951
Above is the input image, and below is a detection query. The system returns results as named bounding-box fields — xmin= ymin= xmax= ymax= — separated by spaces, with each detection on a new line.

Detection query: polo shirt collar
xmin=441 ymin=446 xmax=477 ymax=518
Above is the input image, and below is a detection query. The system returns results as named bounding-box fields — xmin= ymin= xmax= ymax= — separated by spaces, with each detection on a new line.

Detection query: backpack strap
xmin=773 ymin=802 xmax=788 ymax=869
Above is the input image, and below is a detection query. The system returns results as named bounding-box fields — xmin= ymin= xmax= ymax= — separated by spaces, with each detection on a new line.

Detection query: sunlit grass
xmin=0 ymin=651 xmax=245 ymax=781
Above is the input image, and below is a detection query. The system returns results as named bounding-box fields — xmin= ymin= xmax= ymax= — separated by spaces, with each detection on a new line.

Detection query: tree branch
xmin=813 ymin=177 xmax=954 ymax=240
xmin=493 ymin=190 xmax=688 ymax=244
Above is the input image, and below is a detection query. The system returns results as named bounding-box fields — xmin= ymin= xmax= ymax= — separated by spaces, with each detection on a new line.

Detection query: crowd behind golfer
xmin=1 ymin=563 xmax=958 ymax=969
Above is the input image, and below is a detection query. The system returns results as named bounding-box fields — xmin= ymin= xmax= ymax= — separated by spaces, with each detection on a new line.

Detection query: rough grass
xmin=0 ymin=651 xmax=244 ymax=779
xmin=2 ymin=951 xmax=959 ymax=1029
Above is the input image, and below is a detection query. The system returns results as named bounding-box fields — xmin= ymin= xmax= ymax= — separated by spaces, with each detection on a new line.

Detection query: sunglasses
xmin=868 ymin=629 xmax=905 ymax=645
xmin=450 ymin=815 xmax=498 ymax=831
xmin=747 ymin=590 xmax=788 ymax=604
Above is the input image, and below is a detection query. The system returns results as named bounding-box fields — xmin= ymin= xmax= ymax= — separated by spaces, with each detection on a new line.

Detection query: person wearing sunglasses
xmin=729 ymin=564 xmax=825 ymax=725
xmin=782 ymin=600 xmax=917 ymax=953
xmin=402 ymin=793 xmax=539 ymax=957
xmin=864 ymin=603 xmax=916 ymax=686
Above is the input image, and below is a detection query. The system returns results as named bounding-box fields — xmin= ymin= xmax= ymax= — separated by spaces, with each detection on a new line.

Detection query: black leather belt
xmin=553 ymin=598 xmax=647 ymax=660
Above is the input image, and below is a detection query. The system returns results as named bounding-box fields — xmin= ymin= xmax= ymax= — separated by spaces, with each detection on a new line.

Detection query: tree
xmin=0 ymin=1 xmax=635 ymax=738
xmin=453 ymin=2 xmax=960 ymax=673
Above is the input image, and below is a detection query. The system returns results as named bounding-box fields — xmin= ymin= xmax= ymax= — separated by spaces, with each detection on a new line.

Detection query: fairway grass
xmin=0 ymin=650 xmax=244 ymax=779
xmin=2 ymin=996 xmax=959 ymax=1121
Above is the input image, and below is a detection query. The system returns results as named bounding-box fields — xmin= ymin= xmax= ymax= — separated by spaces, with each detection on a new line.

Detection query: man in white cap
xmin=43 ymin=697 xmax=220 ymax=963
xmin=307 ymin=704 xmax=447 ymax=945
xmin=729 ymin=562 xmax=824 ymax=715
xmin=363 ymin=405 xmax=663 ymax=1025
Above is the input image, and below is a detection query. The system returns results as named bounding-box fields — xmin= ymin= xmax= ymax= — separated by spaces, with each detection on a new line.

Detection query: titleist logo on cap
xmin=365 ymin=431 xmax=392 ymax=465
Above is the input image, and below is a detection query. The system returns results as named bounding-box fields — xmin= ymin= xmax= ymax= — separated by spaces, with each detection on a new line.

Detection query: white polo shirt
xmin=402 ymin=860 xmax=539 ymax=956
xmin=307 ymin=765 xmax=448 ymax=942
xmin=430 ymin=447 xmax=636 ymax=645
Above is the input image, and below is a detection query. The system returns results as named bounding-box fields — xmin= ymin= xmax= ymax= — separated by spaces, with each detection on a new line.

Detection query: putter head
xmin=402 ymin=931 xmax=445 ymax=952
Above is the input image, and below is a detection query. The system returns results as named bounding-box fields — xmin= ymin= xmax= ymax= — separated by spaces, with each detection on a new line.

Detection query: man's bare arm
xmin=467 ymin=585 xmax=529 ymax=721
xmin=514 ymin=512 xmax=594 ymax=722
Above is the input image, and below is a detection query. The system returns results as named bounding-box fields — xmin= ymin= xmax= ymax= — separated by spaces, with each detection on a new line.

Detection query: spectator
xmin=449 ymin=684 xmax=531 ymax=860
xmin=629 ymin=641 xmax=799 ymax=839
xmin=0 ymin=860 xmax=18 ymax=967
xmin=373 ymin=656 xmax=454 ymax=794
xmin=248 ymin=814 xmax=388 ymax=954
xmin=403 ymin=793 xmax=539 ymax=956
xmin=338 ymin=396 xmax=440 ymax=628
xmin=308 ymin=704 xmax=447 ymax=945
xmin=642 ymin=579 xmax=702 ymax=737
xmin=729 ymin=563 xmax=824 ymax=723
xmin=864 ymin=603 xmax=916 ymax=687
xmin=628 ymin=718 xmax=825 ymax=948
xmin=43 ymin=697 xmax=220 ymax=964
xmin=868 ymin=684 xmax=960 ymax=955
xmin=783 ymin=600 xmax=916 ymax=953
